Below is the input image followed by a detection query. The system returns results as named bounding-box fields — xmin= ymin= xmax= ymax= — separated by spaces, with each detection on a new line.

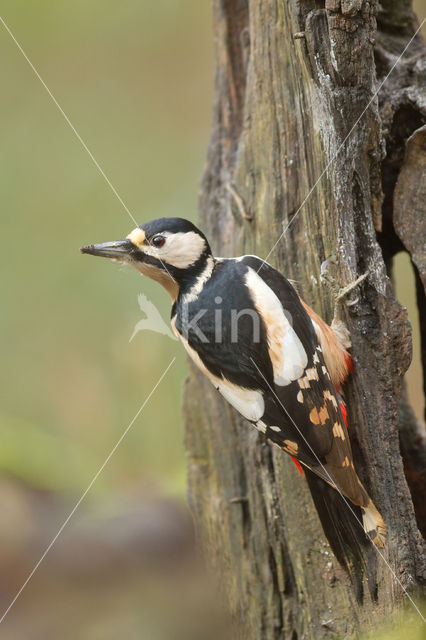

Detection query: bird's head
xmin=80 ymin=217 xmax=212 ymax=300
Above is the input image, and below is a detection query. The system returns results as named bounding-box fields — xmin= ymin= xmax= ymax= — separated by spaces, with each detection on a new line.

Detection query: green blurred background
xmin=0 ymin=1 xmax=424 ymax=638
xmin=0 ymin=2 xmax=218 ymax=637
xmin=1 ymin=0 xmax=214 ymax=498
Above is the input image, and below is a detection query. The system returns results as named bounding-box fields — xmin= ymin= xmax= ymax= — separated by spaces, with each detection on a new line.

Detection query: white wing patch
xmin=172 ymin=317 xmax=265 ymax=422
xmin=245 ymin=267 xmax=308 ymax=386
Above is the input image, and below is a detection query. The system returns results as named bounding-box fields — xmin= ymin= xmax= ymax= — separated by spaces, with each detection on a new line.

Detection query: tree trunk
xmin=183 ymin=1 xmax=426 ymax=637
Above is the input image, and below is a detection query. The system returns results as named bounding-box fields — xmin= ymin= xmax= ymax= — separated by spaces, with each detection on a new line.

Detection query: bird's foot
xmin=335 ymin=272 xmax=368 ymax=306
xmin=320 ymin=258 xmax=368 ymax=343
xmin=320 ymin=257 xmax=339 ymax=297
xmin=320 ymin=258 xmax=368 ymax=308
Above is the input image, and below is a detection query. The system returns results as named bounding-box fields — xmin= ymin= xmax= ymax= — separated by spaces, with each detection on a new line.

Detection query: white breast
xmin=172 ymin=316 xmax=265 ymax=422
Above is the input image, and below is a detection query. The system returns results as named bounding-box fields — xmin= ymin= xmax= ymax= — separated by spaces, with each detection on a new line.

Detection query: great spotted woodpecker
xmin=81 ymin=217 xmax=386 ymax=580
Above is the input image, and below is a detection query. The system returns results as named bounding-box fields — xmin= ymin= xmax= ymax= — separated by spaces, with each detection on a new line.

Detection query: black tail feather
xmin=304 ymin=468 xmax=376 ymax=602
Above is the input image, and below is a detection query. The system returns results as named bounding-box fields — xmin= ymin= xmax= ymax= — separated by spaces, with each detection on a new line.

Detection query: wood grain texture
xmin=183 ymin=1 xmax=426 ymax=636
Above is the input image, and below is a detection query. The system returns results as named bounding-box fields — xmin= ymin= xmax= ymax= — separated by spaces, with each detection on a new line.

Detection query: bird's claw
xmin=335 ymin=272 xmax=368 ymax=306
xmin=320 ymin=257 xmax=339 ymax=297
xmin=320 ymin=258 xmax=369 ymax=326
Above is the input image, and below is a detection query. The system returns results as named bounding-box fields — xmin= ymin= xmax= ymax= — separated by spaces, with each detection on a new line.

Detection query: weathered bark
xmin=183 ymin=1 xmax=426 ymax=637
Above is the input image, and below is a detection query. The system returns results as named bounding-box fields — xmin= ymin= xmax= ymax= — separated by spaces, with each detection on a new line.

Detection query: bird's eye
xmin=151 ymin=235 xmax=165 ymax=248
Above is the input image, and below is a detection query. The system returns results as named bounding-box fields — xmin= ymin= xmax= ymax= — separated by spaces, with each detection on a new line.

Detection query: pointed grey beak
xmin=80 ymin=239 xmax=135 ymax=259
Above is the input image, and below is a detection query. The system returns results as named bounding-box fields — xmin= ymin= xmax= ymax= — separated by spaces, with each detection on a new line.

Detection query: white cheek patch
xmin=245 ymin=268 xmax=307 ymax=386
xmin=144 ymin=231 xmax=206 ymax=269
xmin=176 ymin=328 xmax=265 ymax=422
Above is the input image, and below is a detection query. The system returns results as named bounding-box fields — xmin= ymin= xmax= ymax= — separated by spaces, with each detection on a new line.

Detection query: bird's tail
xmin=360 ymin=497 xmax=386 ymax=548
xmin=304 ymin=468 xmax=382 ymax=601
